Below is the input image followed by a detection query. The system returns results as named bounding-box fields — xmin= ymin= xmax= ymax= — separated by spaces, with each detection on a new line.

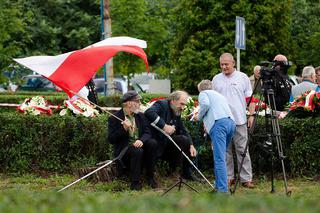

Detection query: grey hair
xmin=167 ymin=90 xmax=189 ymax=101
xmin=302 ymin=66 xmax=315 ymax=78
xmin=253 ymin=65 xmax=261 ymax=72
xmin=197 ymin=80 xmax=213 ymax=92
xmin=315 ymin=66 xmax=320 ymax=74
xmin=219 ymin=53 xmax=234 ymax=61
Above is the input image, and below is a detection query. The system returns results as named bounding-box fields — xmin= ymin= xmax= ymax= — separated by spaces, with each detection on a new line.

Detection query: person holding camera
xmin=291 ymin=66 xmax=317 ymax=98
xmin=272 ymin=54 xmax=292 ymax=111
xmin=108 ymin=91 xmax=158 ymax=190
xmin=212 ymin=53 xmax=256 ymax=188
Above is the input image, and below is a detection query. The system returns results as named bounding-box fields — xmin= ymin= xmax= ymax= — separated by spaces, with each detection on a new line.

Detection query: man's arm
xmin=144 ymin=101 xmax=166 ymax=129
xmin=137 ymin=113 xmax=152 ymax=143
xmin=197 ymin=92 xmax=210 ymax=121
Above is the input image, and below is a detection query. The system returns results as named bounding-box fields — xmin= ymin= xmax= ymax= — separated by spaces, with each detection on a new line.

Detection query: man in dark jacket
xmin=108 ymin=91 xmax=157 ymax=190
xmin=144 ymin=90 xmax=198 ymax=180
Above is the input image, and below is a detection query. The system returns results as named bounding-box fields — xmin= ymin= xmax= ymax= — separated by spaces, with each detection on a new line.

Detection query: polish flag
xmin=13 ymin=36 xmax=149 ymax=97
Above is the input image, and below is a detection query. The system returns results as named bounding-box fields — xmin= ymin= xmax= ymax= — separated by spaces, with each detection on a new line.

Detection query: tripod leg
xmin=161 ymin=180 xmax=182 ymax=196
xmin=267 ymin=90 xmax=291 ymax=196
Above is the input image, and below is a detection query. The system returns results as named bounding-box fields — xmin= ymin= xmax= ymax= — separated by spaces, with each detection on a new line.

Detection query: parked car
xmin=289 ymin=75 xmax=300 ymax=86
xmin=93 ymin=77 xmax=128 ymax=95
xmin=93 ymin=77 xmax=144 ymax=95
xmin=19 ymin=75 xmax=62 ymax=92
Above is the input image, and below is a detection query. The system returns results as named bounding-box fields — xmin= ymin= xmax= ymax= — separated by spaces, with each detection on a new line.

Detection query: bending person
xmin=195 ymin=80 xmax=236 ymax=193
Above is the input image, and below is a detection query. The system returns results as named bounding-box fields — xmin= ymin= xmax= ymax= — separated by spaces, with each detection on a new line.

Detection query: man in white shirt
xmin=212 ymin=53 xmax=255 ymax=188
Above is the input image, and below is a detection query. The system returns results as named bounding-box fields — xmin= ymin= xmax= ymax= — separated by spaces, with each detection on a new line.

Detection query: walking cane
xmin=151 ymin=123 xmax=215 ymax=190
xmin=58 ymin=146 xmax=128 ymax=192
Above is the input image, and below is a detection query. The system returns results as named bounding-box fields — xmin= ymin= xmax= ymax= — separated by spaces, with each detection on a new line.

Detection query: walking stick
xmin=58 ymin=146 xmax=128 ymax=192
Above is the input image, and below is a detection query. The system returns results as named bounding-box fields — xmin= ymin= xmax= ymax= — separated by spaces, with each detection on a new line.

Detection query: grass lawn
xmin=0 ymin=173 xmax=319 ymax=213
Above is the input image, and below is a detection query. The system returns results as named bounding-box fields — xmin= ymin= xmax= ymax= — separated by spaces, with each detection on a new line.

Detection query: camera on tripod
xmin=259 ymin=60 xmax=292 ymax=87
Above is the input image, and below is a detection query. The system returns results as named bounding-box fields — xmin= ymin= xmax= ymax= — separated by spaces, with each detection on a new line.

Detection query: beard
xmin=170 ymin=102 xmax=182 ymax=116
xmin=132 ymin=108 xmax=140 ymax=114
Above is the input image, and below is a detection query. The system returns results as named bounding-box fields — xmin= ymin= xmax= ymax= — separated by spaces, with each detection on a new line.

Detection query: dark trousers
xmin=160 ymin=135 xmax=191 ymax=176
xmin=117 ymin=138 xmax=157 ymax=182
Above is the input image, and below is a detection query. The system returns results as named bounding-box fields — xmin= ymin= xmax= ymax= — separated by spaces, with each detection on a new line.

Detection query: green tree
xmin=170 ymin=0 xmax=293 ymax=94
xmin=110 ymin=0 xmax=170 ymax=78
xmin=291 ymin=0 xmax=320 ymax=74
xmin=0 ymin=0 xmax=26 ymax=81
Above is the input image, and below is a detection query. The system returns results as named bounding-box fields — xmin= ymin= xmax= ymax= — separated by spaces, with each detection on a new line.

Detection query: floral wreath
xmin=288 ymin=90 xmax=320 ymax=118
xmin=59 ymin=98 xmax=99 ymax=117
xmin=17 ymin=96 xmax=52 ymax=115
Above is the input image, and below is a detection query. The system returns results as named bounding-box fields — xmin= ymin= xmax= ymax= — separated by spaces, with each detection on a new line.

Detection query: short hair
xmin=253 ymin=65 xmax=261 ymax=72
xmin=302 ymin=66 xmax=315 ymax=78
xmin=273 ymin=54 xmax=288 ymax=62
xmin=167 ymin=90 xmax=189 ymax=101
xmin=315 ymin=66 xmax=320 ymax=74
xmin=219 ymin=53 xmax=234 ymax=61
xmin=198 ymin=80 xmax=213 ymax=92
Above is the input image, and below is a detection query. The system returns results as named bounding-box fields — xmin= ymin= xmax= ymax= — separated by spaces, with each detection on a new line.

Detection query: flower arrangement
xmin=59 ymin=98 xmax=99 ymax=117
xmin=288 ymin=90 xmax=320 ymax=117
xmin=17 ymin=96 xmax=52 ymax=115
xmin=181 ymin=97 xmax=198 ymax=119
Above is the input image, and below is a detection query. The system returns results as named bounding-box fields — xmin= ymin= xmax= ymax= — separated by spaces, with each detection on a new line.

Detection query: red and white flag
xmin=14 ymin=36 xmax=149 ymax=97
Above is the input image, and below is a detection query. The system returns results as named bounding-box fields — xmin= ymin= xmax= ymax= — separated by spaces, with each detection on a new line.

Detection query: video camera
xmin=259 ymin=60 xmax=292 ymax=87
xmin=258 ymin=60 xmax=292 ymax=111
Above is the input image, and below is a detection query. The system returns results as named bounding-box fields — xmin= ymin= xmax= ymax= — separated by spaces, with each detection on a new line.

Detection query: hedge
xmin=0 ymin=111 xmax=319 ymax=177
xmin=0 ymin=112 xmax=110 ymax=173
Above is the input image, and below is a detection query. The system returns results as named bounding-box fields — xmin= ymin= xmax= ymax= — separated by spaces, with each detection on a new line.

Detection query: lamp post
xmin=100 ymin=0 xmax=114 ymax=96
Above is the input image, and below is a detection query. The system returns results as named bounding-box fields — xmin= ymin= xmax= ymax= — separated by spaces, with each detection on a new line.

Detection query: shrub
xmin=0 ymin=97 xmax=319 ymax=177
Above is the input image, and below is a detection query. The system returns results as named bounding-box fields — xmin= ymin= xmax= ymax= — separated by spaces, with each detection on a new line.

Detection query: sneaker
xmin=242 ymin=181 xmax=254 ymax=189
xmin=130 ymin=181 xmax=142 ymax=191
xmin=147 ymin=177 xmax=158 ymax=189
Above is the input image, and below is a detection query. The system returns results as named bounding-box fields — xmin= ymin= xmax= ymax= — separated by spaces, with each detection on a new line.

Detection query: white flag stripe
xmin=85 ymin=36 xmax=147 ymax=49
xmin=13 ymin=52 xmax=72 ymax=77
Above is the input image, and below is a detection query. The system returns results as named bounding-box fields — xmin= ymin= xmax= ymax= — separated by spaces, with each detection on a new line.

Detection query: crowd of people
xmin=107 ymin=52 xmax=318 ymax=193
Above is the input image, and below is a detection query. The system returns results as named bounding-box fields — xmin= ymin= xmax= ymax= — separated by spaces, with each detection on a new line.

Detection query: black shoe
xmin=147 ymin=177 xmax=158 ymax=189
xmin=130 ymin=181 xmax=142 ymax=191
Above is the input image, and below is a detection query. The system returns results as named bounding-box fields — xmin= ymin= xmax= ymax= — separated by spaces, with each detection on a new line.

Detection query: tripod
xmin=161 ymin=147 xmax=199 ymax=196
xmin=230 ymin=78 xmax=291 ymax=196
xmin=150 ymin=123 xmax=214 ymax=196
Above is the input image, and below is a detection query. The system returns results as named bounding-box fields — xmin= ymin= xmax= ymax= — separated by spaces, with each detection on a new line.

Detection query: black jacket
xmin=108 ymin=109 xmax=152 ymax=157
xmin=144 ymin=100 xmax=192 ymax=155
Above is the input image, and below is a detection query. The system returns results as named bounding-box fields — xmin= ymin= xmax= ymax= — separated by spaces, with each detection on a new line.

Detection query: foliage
xmin=0 ymin=0 xmax=26 ymax=79
xmin=0 ymin=109 xmax=319 ymax=176
xmin=110 ymin=0 xmax=170 ymax=77
xmin=170 ymin=0 xmax=293 ymax=94
xmin=0 ymin=175 xmax=320 ymax=212
xmin=291 ymin=0 xmax=320 ymax=73
xmin=0 ymin=112 xmax=110 ymax=173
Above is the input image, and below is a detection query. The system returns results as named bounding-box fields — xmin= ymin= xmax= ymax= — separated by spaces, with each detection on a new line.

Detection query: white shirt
xmin=212 ymin=70 xmax=252 ymax=125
